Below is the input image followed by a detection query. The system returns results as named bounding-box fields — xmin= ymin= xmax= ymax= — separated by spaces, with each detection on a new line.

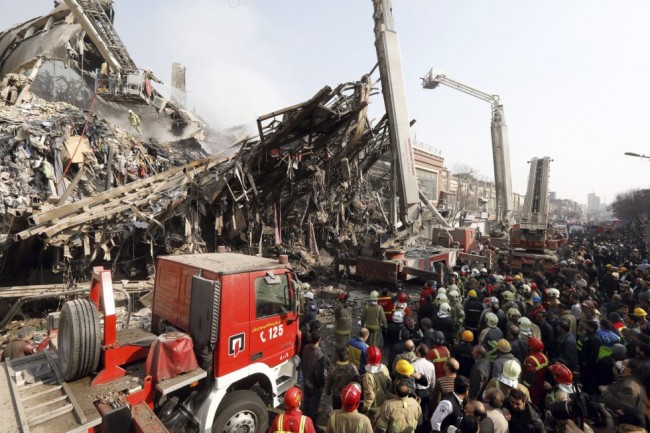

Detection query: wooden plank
xmin=56 ymin=166 xmax=86 ymax=206
xmin=45 ymin=351 xmax=86 ymax=425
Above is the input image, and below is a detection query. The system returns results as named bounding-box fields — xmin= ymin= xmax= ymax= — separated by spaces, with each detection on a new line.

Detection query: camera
xmin=547 ymin=392 xmax=605 ymax=429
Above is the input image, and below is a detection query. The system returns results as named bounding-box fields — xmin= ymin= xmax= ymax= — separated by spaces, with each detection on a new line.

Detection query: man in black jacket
xmin=301 ymin=329 xmax=326 ymax=430
xmin=503 ymin=388 xmax=545 ymax=433
xmin=430 ymin=376 xmax=469 ymax=433
xmin=553 ymin=320 xmax=577 ymax=370
xmin=577 ymin=320 xmax=601 ymax=395
xmin=468 ymin=345 xmax=490 ymax=399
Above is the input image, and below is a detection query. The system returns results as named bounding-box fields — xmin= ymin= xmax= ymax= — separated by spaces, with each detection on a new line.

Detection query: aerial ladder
xmin=63 ymin=0 xmax=148 ymax=103
xmin=421 ymin=70 xmax=514 ymax=235
xmin=510 ymin=156 xmax=558 ymax=272
xmin=371 ymin=0 xmax=451 ymax=241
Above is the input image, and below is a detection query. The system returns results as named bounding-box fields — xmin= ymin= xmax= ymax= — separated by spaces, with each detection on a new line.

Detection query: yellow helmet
xmin=513 ymin=275 xmax=522 ymax=281
xmin=395 ymin=359 xmax=414 ymax=376
xmin=461 ymin=330 xmax=474 ymax=342
xmin=468 ymin=290 xmax=477 ymax=298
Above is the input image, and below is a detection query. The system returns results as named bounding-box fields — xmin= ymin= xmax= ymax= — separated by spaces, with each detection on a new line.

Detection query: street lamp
xmin=624 ymin=152 xmax=650 ymax=160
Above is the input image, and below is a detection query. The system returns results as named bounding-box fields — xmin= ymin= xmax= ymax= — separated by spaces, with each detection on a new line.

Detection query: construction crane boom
xmin=422 ymin=69 xmax=514 ymax=230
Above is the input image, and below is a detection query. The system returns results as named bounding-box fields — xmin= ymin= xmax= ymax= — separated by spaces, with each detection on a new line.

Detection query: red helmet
xmin=505 ymin=276 xmax=513 ymax=283
xmin=397 ymin=293 xmax=408 ymax=303
xmin=549 ymin=363 xmax=573 ymax=384
xmin=528 ymin=337 xmax=544 ymax=352
xmin=341 ymin=383 xmax=362 ymax=412
xmin=284 ymin=386 xmax=302 ymax=410
xmin=367 ymin=346 xmax=382 ymax=366
xmin=530 ymin=282 xmax=538 ymax=290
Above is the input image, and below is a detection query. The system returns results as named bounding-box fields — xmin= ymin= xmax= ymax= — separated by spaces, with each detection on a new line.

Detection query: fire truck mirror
xmin=264 ymin=271 xmax=280 ymax=285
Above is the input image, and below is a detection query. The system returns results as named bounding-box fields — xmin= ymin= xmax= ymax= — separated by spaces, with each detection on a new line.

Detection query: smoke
xmin=120 ymin=0 xmax=297 ymax=131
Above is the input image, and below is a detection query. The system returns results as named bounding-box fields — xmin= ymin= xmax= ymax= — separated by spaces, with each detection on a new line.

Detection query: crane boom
xmin=421 ymin=69 xmax=514 ymax=230
xmin=371 ymin=0 xmax=421 ymax=231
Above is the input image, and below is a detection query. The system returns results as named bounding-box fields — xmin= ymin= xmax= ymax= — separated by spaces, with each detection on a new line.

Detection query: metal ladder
xmin=4 ymin=351 xmax=86 ymax=433
xmin=68 ymin=0 xmax=138 ymax=73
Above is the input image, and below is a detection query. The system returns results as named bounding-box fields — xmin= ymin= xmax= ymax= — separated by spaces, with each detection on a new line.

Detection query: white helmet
xmin=300 ymin=282 xmax=311 ymax=291
xmin=549 ymin=288 xmax=560 ymax=299
xmin=449 ymin=284 xmax=459 ymax=291
xmin=500 ymin=359 xmax=522 ymax=388
xmin=438 ymin=303 xmax=451 ymax=316
xmin=304 ymin=291 xmax=314 ymax=300
xmin=436 ymin=293 xmax=448 ymax=304
xmin=495 ymin=275 xmax=505 ymax=283
xmin=521 ymin=284 xmax=531 ymax=293
xmin=471 ymin=268 xmax=480 ymax=278
xmin=392 ymin=310 xmax=405 ymax=324
xmin=507 ymin=307 xmax=521 ymax=320
xmin=480 ymin=268 xmax=488 ymax=275
xmin=485 ymin=312 xmax=498 ymax=328
xmin=518 ymin=317 xmax=532 ymax=334
xmin=369 ymin=291 xmax=379 ymax=301
xmin=438 ymin=288 xmax=447 ymax=296
xmin=448 ymin=290 xmax=459 ymax=302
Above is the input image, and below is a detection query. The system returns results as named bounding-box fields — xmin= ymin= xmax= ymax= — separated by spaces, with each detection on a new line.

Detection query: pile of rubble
xmin=0 ymin=71 xmax=399 ymax=286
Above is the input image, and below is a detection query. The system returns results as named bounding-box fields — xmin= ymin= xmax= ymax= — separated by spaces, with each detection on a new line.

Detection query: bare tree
xmin=610 ymin=188 xmax=650 ymax=252
xmin=448 ymin=164 xmax=490 ymax=227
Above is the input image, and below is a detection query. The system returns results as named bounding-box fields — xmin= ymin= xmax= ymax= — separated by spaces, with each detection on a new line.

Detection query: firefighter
xmin=268 ymin=386 xmax=317 ymax=433
xmin=447 ymin=290 xmax=465 ymax=334
xmin=463 ymin=290 xmax=483 ymax=334
xmin=302 ymin=291 xmax=318 ymax=326
xmin=419 ymin=280 xmax=437 ymax=307
xmin=479 ymin=312 xmax=503 ymax=360
xmin=375 ymin=379 xmax=422 ymax=433
xmin=326 ymin=383 xmax=373 ymax=433
xmin=484 ymin=359 xmax=530 ymax=401
xmin=378 ymin=288 xmax=395 ymax=322
xmin=128 ymin=109 xmax=141 ymax=134
xmin=522 ymin=337 xmax=549 ymax=409
xmin=426 ymin=331 xmax=451 ymax=380
xmin=361 ymin=346 xmax=392 ymax=421
xmin=435 ymin=303 xmax=457 ymax=345
xmin=362 ymin=291 xmax=387 ymax=347
xmin=334 ymin=292 xmax=352 ymax=348
xmin=452 ymin=330 xmax=475 ymax=377
xmin=393 ymin=292 xmax=413 ymax=317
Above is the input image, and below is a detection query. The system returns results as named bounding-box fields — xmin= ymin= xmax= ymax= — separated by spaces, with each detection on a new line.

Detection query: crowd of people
xmin=281 ymin=228 xmax=650 ymax=433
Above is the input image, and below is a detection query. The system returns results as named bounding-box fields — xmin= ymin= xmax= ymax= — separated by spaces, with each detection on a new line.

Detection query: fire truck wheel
xmin=212 ymin=390 xmax=268 ymax=433
xmin=58 ymin=299 xmax=101 ymax=381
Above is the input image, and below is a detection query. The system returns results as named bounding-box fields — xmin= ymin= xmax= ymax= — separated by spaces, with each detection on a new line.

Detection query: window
xmin=416 ymin=168 xmax=438 ymax=201
xmin=255 ymin=273 xmax=291 ymax=318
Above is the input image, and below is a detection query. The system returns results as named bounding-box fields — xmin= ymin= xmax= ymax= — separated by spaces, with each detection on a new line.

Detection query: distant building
xmin=587 ymin=193 xmax=600 ymax=213
xmin=549 ymin=191 xmax=557 ymax=201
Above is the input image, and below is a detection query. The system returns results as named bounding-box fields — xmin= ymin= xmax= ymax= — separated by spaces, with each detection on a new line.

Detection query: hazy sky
xmin=2 ymin=1 xmax=650 ymax=204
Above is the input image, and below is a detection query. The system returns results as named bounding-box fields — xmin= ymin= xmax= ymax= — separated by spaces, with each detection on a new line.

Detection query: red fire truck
xmin=0 ymin=252 xmax=300 ymax=433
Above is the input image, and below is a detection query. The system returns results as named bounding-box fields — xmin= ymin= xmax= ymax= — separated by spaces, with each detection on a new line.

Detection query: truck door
xmin=249 ymin=270 xmax=298 ymax=367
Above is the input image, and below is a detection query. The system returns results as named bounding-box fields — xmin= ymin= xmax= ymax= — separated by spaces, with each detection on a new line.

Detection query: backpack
xmin=274 ymin=413 xmax=307 ymax=433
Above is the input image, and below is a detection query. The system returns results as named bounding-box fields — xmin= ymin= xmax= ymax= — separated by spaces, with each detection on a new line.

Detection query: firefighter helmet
xmin=449 ymin=284 xmax=459 ymax=291
xmin=448 ymin=290 xmax=459 ymax=302
xmin=397 ymin=292 xmax=408 ymax=303
xmin=549 ymin=288 xmax=560 ymax=299
xmin=549 ymin=363 xmax=573 ymax=384
xmin=505 ymin=276 xmax=513 ymax=283
xmin=518 ymin=317 xmax=533 ymax=332
xmin=502 ymin=291 xmax=515 ymax=301
xmin=438 ymin=288 xmax=447 ymax=295
xmin=300 ymin=282 xmax=310 ymax=290
xmin=438 ymin=303 xmax=451 ymax=316
xmin=507 ymin=307 xmax=521 ymax=320
xmin=521 ymin=284 xmax=531 ymax=293
xmin=480 ymin=268 xmax=488 ymax=274
xmin=485 ymin=312 xmax=498 ymax=328
xmin=369 ymin=291 xmax=379 ymax=301
xmin=436 ymin=294 xmax=448 ymax=303
xmin=530 ymin=282 xmax=538 ymax=290
xmin=496 ymin=339 xmax=511 ymax=353
xmin=433 ymin=331 xmax=446 ymax=346
xmin=470 ymin=268 xmax=480 ymax=278
xmin=514 ymin=275 xmax=522 ymax=281
xmin=499 ymin=360 xmax=521 ymax=388
xmin=304 ymin=291 xmax=314 ymax=300
xmin=529 ymin=337 xmax=544 ymax=352
xmin=341 ymin=383 xmax=362 ymax=412
xmin=461 ymin=330 xmax=474 ymax=342
xmin=367 ymin=346 xmax=382 ymax=366
xmin=468 ymin=290 xmax=477 ymax=298
xmin=284 ymin=386 xmax=303 ymax=410
xmin=395 ymin=359 xmax=414 ymax=376
xmin=392 ymin=310 xmax=405 ymax=324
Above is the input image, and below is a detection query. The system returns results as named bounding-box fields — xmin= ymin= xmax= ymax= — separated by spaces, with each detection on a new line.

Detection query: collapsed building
xmin=0 ymin=1 xmax=409 ymax=290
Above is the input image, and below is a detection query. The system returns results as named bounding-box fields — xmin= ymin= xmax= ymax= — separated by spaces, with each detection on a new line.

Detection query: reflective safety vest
xmin=274 ymin=413 xmax=307 ymax=433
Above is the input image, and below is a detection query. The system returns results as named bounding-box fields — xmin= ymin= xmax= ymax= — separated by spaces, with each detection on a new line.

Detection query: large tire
xmin=212 ymin=390 xmax=268 ymax=433
xmin=58 ymin=299 xmax=101 ymax=381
